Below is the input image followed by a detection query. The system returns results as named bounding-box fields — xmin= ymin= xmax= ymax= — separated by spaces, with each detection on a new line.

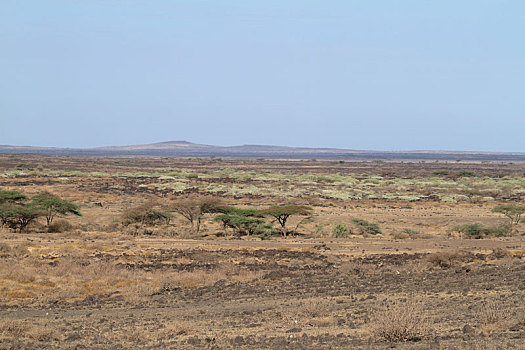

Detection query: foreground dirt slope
xmin=1 ymin=235 xmax=524 ymax=349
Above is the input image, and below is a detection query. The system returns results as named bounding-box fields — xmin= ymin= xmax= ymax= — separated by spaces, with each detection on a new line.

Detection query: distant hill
xmin=1 ymin=141 xmax=524 ymax=162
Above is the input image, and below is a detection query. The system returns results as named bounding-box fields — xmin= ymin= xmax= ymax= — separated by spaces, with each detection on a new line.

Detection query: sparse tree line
xmin=0 ymin=190 xmax=81 ymax=232
xmin=122 ymin=198 xmax=313 ymax=238
xmin=1 ymin=189 xmax=523 ymax=239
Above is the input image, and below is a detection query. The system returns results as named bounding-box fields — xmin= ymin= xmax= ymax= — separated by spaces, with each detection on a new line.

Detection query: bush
xmin=47 ymin=219 xmax=73 ymax=233
xmin=453 ymin=223 xmax=509 ymax=239
xmin=457 ymin=170 xmax=477 ymax=177
xmin=332 ymin=223 xmax=348 ymax=237
xmin=432 ymin=170 xmax=450 ymax=176
xmin=491 ymin=204 xmax=524 ymax=229
xmin=478 ymin=301 xmax=508 ymax=326
xmin=427 ymin=251 xmax=472 ymax=269
xmin=352 ymin=219 xmax=382 ymax=235
xmin=121 ymin=205 xmax=172 ymax=227
xmin=370 ymin=300 xmax=428 ymax=343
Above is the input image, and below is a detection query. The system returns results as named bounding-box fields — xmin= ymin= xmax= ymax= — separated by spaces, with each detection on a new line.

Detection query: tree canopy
xmin=259 ymin=205 xmax=312 ymax=236
xmin=0 ymin=202 xmax=41 ymax=232
xmin=31 ymin=192 xmax=81 ymax=226
xmin=0 ymin=190 xmax=27 ymax=204
xmin=492 ymin=204 xmax=524 ymax=230
xmin=121 ymin=203 xmax=172 ymax=226
xmin=168 ymin=197 xmax=223 ymax=233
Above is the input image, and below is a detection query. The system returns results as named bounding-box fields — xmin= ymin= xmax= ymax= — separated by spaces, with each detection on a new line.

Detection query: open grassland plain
xmin=0 ymin=154 xmax=524 ymax=349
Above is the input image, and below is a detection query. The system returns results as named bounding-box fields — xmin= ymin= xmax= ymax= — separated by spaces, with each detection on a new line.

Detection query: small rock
xmin=286 ymin=328 xmax=302 ymax=333
xmin=463 ymin=324 xmax=475 ymax=334
xmin=66 ymin=333 xmax=81 ymax=341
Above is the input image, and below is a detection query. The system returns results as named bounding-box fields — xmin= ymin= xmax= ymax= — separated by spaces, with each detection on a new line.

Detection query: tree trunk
xmin=195 ymin=217 xmax=201 ymax=233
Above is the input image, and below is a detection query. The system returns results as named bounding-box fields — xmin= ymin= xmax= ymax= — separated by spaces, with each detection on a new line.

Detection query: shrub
xmin=352 ymin=219 xmax=382 ymax=235
xmin=47 ymin=219 xmax=73 ymax=233
xmin=332 ymin=223 xmax=348 ymax=237
xmin=427 ymin=251 xmax=471 ymax=269
xmin=314 ymin=224 xmax=326 ymax=237
xmin=432 ymin=170 xmax=450 ymax=176
xmin=121 ymin=204 xmax=172 ymax=227
xmin=391 ymin=231 xmax=409 ymax=239
xmin=453 ymin=223 xmax=509 ymax=239
xmin=492 ymin=204 xmax=524 ymax=229
xmin=370 ymin=300 xmax=428 ymax=343
xmin=457 ymin=170 xmax=477 ymax=177
xmin=478 ymin=301 xmax=508 ymax=326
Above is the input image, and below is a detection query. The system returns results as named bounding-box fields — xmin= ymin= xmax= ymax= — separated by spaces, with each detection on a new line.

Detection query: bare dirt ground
xmin=0 ymin=155 xmax=524 ymax=349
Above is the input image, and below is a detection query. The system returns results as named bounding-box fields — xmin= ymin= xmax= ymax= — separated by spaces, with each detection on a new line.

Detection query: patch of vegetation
xmin=259 ymin=205 xmax=312 ymax=237
xmin=0 ymin=190 xmax=41 ymax=232
xmin=47 ymin=219 xmax=73 ymax=233
xmin=168 ymin=198 xmax=223 ymax=233
xmin=453 ymin=223 xmax=509 ymax=239
xmin=432 ymin=170 xmax=450 ymax=176
xmin=352 ymin=219 xmax=382 ymax=235
xmin=491 ymin=204 xmax=524 ymax=230
xmin=121 ymin=204 xmax=172 ymax=227
xmin=370 ymin=300 xmax=428 ymax=343
xmin=31 ymin=192 xmax=81 ymax=226
xmin=331 ymin=223 xmax=348 ymax=237
xmin=456 ymin=170 xmax=477 ymax=178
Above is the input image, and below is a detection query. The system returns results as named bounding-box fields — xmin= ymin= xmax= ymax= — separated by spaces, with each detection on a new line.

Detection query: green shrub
xmin=433 ymin=170 xmax=450 ymax=176
xmin=457 ymin=170 xmax=477 ymax=178
xmin=332 ymin=223 xmax=349 ymax=237
xmin=314 ymin=224 xmax=326 ymax=237
xmin=453 ymin=223 xmax=509 ymax=239
xmin=352 ymin=219 xmax=382 ymax=235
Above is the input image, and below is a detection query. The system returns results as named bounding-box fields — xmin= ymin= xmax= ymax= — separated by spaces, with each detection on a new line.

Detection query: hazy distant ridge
xmin=1 ymin=141 xmax=524 ymax=161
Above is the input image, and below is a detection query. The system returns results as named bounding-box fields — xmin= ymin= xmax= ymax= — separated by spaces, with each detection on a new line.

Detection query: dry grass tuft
xmin=0 ymin=320 xmax=58 ymax=341
xmin=370 ymin=300 xmax=428 ymax=343
xmin=427 ymin=250 xmax=471 ymax=269
xmin=478 ymin=301 xmax=509 ymax=329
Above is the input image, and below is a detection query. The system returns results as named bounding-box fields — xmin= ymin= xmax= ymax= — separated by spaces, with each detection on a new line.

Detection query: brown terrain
xmin=0 ymin=154 xmax=524 ymax=349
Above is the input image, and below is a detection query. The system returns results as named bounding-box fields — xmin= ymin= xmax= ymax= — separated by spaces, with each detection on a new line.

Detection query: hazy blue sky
xmin=1 ymin=1 xmax=524 ymax=151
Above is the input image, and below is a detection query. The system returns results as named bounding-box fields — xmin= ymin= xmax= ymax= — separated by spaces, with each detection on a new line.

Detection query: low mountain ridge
xmin=1 ymin=141 xmax=524 ymax=162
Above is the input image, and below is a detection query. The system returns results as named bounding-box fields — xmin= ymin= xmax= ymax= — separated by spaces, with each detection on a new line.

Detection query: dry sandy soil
xmin=0 ymin=155 xmax=524 ymax=349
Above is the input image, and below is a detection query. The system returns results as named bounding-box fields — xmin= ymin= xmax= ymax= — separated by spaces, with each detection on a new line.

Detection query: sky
xmin=1 ymin=1 xmax=524 ymax=151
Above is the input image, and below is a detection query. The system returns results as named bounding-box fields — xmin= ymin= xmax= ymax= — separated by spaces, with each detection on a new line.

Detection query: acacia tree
xmin=169 ymin=198 xmax=223 ymax=233
xmin=492 ymin=204 xmax=524 ymax=231
xmin=121 ymin=203 xmax=172 ymax=227
xmin=31 ymin=192 xmax=81 ymax=226
xmin=214 ymin=207 xmax=266 ymax=236
xmin=0 ymin=204 xmax=42 ymax=232
xmin=259 ymin=205 xmax=312 ymax=237
xmin=0 ymin=190 xmax=41 ymax=232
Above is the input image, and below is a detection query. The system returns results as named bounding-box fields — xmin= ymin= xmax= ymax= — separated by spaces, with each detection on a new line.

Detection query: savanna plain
xmin=0 ymin=154 xmax=524 ymax=349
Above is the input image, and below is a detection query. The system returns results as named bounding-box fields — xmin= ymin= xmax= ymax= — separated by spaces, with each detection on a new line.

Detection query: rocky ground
xmin=1 ymin=236 xmax=524 ymax=349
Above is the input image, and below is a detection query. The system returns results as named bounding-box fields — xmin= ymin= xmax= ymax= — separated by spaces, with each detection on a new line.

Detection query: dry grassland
xmin=0 ymin=154 xmax=524 ymax=349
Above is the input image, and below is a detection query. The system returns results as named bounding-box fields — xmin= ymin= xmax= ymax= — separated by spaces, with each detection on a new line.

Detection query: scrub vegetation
xmin=0 ymin=154 xmax=524 ymax=349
